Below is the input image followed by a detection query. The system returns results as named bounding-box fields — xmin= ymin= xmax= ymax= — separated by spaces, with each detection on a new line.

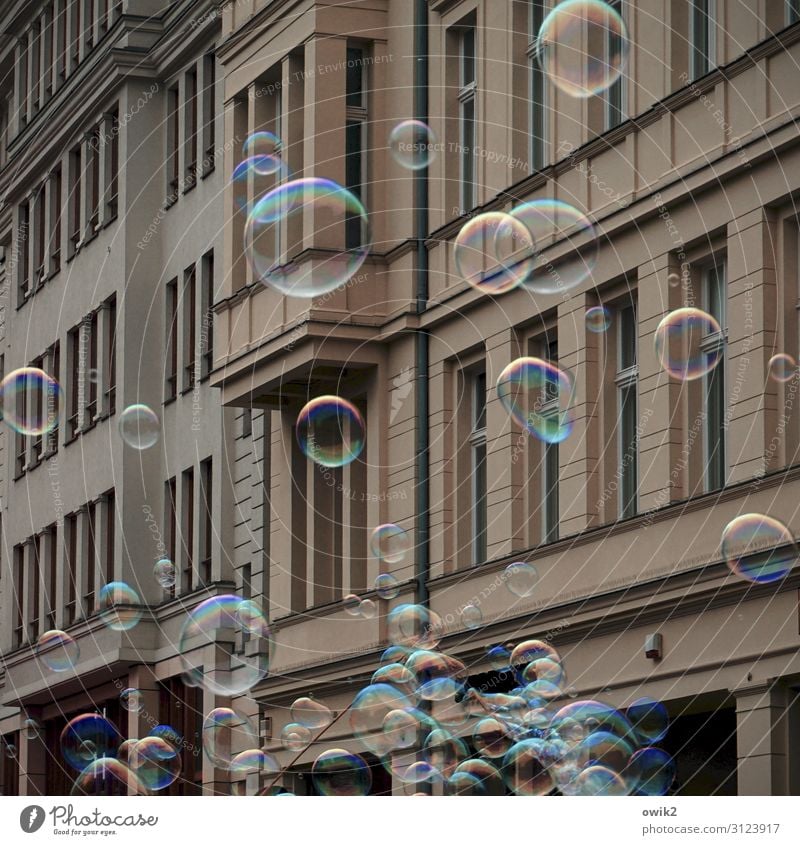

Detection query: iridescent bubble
xmin=118 ymin=404 xmax=160 ymax=450
xmin=510 ymin=639 xmax=561 ymax=669
xmin=380 ymin=645 xmax=412 ymax=665
xmin=72 ymin=758 xmax=149 ymax=796
xmin=487 ymin=645 xmax=512 ymax=671
xmin=389 ymin=120 xmax=438 ymax=171
xmin=453 ymin=758 xmax=506 ymax=796
xmin=281 ymin=722 xmax=312 ymax=752
xmin=148 ymin=724 xmax=183 ymax=751
xmin=522 ymin=656 xmax=565 ymax=687
xmin=36 ymin=630 xmax=79 ymax=672
xmin=202 ymin=708 xmax=258 ymax=769
xmin=501 ymin=738 xmax=555 ymax=795
xmin=98 ymin=582 xmax=143 ymax=631
xmin=386 ymin=604 xmax=444 ymax=650
xmin=447 ymin=771 xmax=486 ymax=795
xmin=129 ymin=736 xmax=181 ymax=791
xmin=654 ymin=308 xmax=722 ymax=381
xmin=473 ymin=717 xmax=514 ymax=759
xmin=0 ymin=367 xmax=62 ymax=436
xmin=574 ymin=764 xmax=628 ymax=796
xmin=626 ymin=747 xmax=675 ymax=796
xmin=359 ymin=598 xmax=377 ymax=619
xmin=504 ymin=561 xmax=540 ymax=597
xmin=454 ymin=212 xmax=535 ymax=295
xmin=23 ymin=718 xmax=42 ymax=740
xmin=372 ymin=663 xmax=416 ymax=699
xmin=586 ymin=305 xmax=611 ymax=333
xmin=179 ymin=594 xmax=272 ymax=695
xmin=349 ymin=683 xmax=412 ymax=756
xmin=536 ymin=0 xmax=629 ymax=98
xmin=296 ymin=396 xmax=365 ymax=468
xmin=374 ymin=573 xmax=401 ymax=600
xmin=116 ymin=739 xmax=137 ymax=766
xmin=370 ymin=524 xmax=411 ymax=565
xmin=552 ymin=699 xmax=635 ymax=745
xmin=768 ymin=353 xmax=796 ymax=383
xmin=236 ymin=599 xmax=266 ymax=635
xmin=406 ymin=650 xmax=467 ymax=701
xmin=626 ymin=697 xmax=669 ymax=744
xmin=399 ymin=760 xmax=443 ymax=786
xmin=242 ymin=131 xmax=281 ymax=168
xmin=153 ymin=558 xmax=176 ymax=589
xmin=382 ymin=708 xmax=424 ymax=750
xmin=460 ymin=604 xmax=483 ymax=629
xmin=422 ymin=729 xmax=468 ymax=779
xmin=245 ymin=177 xmax=370 ymax=298
xmin=291 ymin=697 xmax=333 ymax=730
xmin=343 ymin=593 xmax=361 ymax=616
xmin=230 ymin=749 xmax=280 ymax=777
xmin=120 ymin=688 xmax=143 ymax=713
xmin=508 ymin=199 xmax=598 ymax=294
xmin=497 ymin=357 xmax=575 ymax=444
xmin=312 ymin=748 xmax=372 ymax=796
xmin=577 ymin=730 xmax=634 ymax=775
xmin=61 ymin=714 xmax=121 ymax=771
xmin=231 ymin=155 xmax=292 ymax=212
xmin=721 ymin=513 xmax=797 ymax=583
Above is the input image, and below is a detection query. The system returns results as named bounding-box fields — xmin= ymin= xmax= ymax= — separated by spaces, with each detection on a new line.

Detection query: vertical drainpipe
xmin=414 ymin=0 xmax=430 ymax=611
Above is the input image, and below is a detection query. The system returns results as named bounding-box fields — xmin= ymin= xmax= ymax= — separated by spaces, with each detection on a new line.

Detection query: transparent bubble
xmin=118 ymin=404 xmax=160 ymax=450
xmin=312 ymin=748 xmax=372 ymax=796
xmin=422 ymin=729 xmax=468 ymax=779
xmin=0 ymin=367 xmax=62 ymax=436
xmin=371 ymin=663 xmax=417 ymax=698
xmin=552 ymin=699 xmax=635 ymax=746
xmin=667 ymin=271 xmax=682 ymax=289
xmin=497 ymin=357 xmax=575 ymax=444
xmin=574 ymin=763 xmax=628 ymax=795
xmin=117 ymin=739 xmax=137 ymax=766
xmin=202 ymin=708 xmax=258 ymax=769
xmin=399 ymin=760 xmax=443 ymax=786
xmin=626 ymin=747 xmax=675 ymax=796
xmin=389 ymin=120 xmax=438 ymax=171
xmin=386 ymin=604 xmax=444 ymax=650
xmin=536 ymin=0 xmax=629 ymax=98
xmin=179 ymin=594 xmax=272 ymax=696
xmin=510 ymin=639 xmax=561 ymax=669
xmin=98 ymin=582 xmax=143 ymax=631
xmin=454 ymin=212 xmax=535 ymax=295
xmin=501 ymin=738 xmax=555 ymax=795
xmin=36 ymin=630 xmax=79 ymax=672
xmin=154 ymin=558 xmax=176 ymax=589
xmin=358 ymin=598 xmax=377 ymax=619
xmin=23 ymin=718 xmax=42 ymax=740
xmin=374 ymin=572 xmax=401 ymax=600
xmin=406 ymin=650 xmax=467 ymax=702
xmin=453 ymin=758 xmax=506 ymax=796
xmin=296 ymin=396 xmax=365 ymax=468
xmin=504 ymin=561 xmax=540 ymax=597
xmin=129 ymin=736 xmax=181 ymax=791
xmin=231 ymin=156 xmax=292 ymax=212
xmin=508 ymin=199 xmax=598 ymax=294
xmin=382 ymin=708 xmax=425 ymax=750
xmin=586 ymin=305 xmax=611 ymax=333
xmin=61 ymin=714 xmax=122 ymax=771
xmin=72 ymin=758 xmax=149 ymax=796
xmin=349 ymin=683 xmax=412 ymax=756
xmin=343 ymin=593 xmax=361 ymax=616
xmin=380 ymin=645 xmax=413 ymax=665
xmin=236 ymin=599 xmax=266 ymax=635
xmin=148 ymin=724 xmax=183 ymax=751
xmin=721 ymin=513 xmax=797 ymax=583
xmin=447 ymin=770 xmax=486 ymax=795
xmin=230 ymin=749 xmax=280 ymax=777
xmin=245 ymin=177 xmax=370 ymax=298
xmin=626 ymin=697 xmax=669 ymax=744
xmin=120 ymin=688 xmax=143 ymax=713
xmin=281 ymin=722 xmax=312 ymax=752
xmin=370 ymin=524 xmax=411 ymax=564
xmin=577 ymin=730 xmax=634 ymax=776
xmin=242 ymin=132 xmax=281 ymax=167
xmin=460 ymin=604 xmax=483 ymax=629
xmin=567 ymin=686 xmax=579 ymax=699
xmin=291 ymin=696 xmax=333 ymax=730
xmin=487 ymin=645 xmax=512 ymax=671
xmin=768 ymin=353 xmax=796 ymax=383
xmin=654 ymin=308 xmax=722 ymax=381
xmin=473 ymin=717 xmax=514 ymax=759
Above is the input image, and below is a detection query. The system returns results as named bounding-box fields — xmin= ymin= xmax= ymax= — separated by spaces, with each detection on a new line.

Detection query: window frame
xmin=689 ymin=0 xmax=716 ymax=81
xmin=458 ymin=24 xmax=477 ymax=213
xmin=615 ymin=301 xmax=639 ymax=519
xmin=469 ymin=367 xmax=488 ymax=566
xmin=527 ymin=1 xmax=549 ymax=171
xmin=701 ymin=259 xmax=727 ymax=493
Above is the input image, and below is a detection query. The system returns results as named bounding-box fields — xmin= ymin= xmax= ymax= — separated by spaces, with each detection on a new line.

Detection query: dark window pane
xmin=346 ymin=48 xmax=364 ymax=107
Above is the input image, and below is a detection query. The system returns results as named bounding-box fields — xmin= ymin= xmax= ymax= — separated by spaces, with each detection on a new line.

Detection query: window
xmin=65 ymin=512 xmax=78 ymax=625
xmin=703 ymin=260 xmax=726 ymax=491
xmin=200 ymin=458 xmax=213 ymax=584
xmin=30 ymin=539 xmax=40 ymax=642
xmin=200 ymin=251 xmax=214 ymax=377
xmin=165 ymin=278 xmax=178 ymax=399
xmin=13 ymin=545 xmax=24 ymax=647
xmin=17 ymin=201 xmax=30 ymax=299
xmin=345 ymin=46 xmax=367 ymax=250
xmin=56 ymin=1 xmax=66 ymax=78
xmin=528 ymin=1 xmax=548 ymax=170
xmin=790 ymin=1 xmax=800 ymax=24
xmin=69 ymin=0 xmax=80 ymax=65
xmin=45 ymin=525 xmax=57 ymax=629
xmin=86 ymin=311 xmax=98 ymax=421
xmin=605 ymin=0 xmax=625 ymax=129
xmin=85 ymin=500 xmax=97 ymax=613
xmin=106 ymin=295 xmax=117 ymax=413
xmin=45 ymin=341 xmax=60 ymax=454
xmin=459 ymin=25 xmax=477 ymax=212
xmin=49 ymin=165 xmax=62 ymax=274
xmin=43 ymin=4 xmax=54 ymax=99
xmin=89 ymin=127 xmax=101 ymax=233
xmin=31 ymin=354 xmax=45 ymax=461
xmin=202 ymin=53 xmax=216 ymax=167
xmin=68 ymin=144 xmax=82 ymax=255
xmin=105 ymin=490 xmax=115 ymax=584
xmin=67 ymin=325 xmax=80 ymax=438
xmin=182 ymin=468 xmax=194 ymax=593
xmin=167 ymin=85 xmax=180 ymax=199
xmin=34 ymin=187 xmax=46 ymax=283
xmin=470 ymin=369 xmax=488 ymax=565
xmin=690 ymin=0 xmax=715 ymax=80
xmin=165 ymin=477 xmax=177 ymax=597
xmin=183 ymin=265 xmax=196 ymax=390
xmin=31 ymin=21 xmax=41 ymax=112
xmin=19 ymin=34 xmax=29 ymax=127
xmin=543 ymin=340 xmax=560 ymax=541
xmin=14 ymin=371 xmax=29 ymax=475
xmin=107 ymin=110 xmax=119 ymax=220
xmin=616 ymin=302 xmax=638 ymax=518
xmin=185 ymin=66 xmax=198 ymax=187
xmin=83 ymin=0 xmax=94 ymax=51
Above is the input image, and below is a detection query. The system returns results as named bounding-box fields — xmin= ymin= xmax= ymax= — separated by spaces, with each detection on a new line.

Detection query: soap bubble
xmin=768 ymin=353 xmax=796 ymax=383
xmin=296 ymin=396 xmax=365 ymax=468
xmin=386 ymin=604 xmax=444 ymax=650
xmin=291 ymin=697 xmax=333 ymax=729
xmin=98 ymin=582 xmax=143 ymax=631
xmin=72 ymin=758 xmax=149 ymax=795
xmin=721 ymin=513 xmax=797 ymax=583
xmin=343 ymin=593 xmax=362 ymax=616
xmin=120 ymin=688 xmax=143 ymax=713
xmin=202 ymin=708 xmax=258 ymax=769
xmin=118 ymin=404 xmax=160 ymax=450
xmin=242 ymin=131 xmax=281 ymax=168
xmin=61 ymin=714 xmax=122 ymax=771
xmin=359 ymin=598 xmax=377 ymax=619
xmin=501 ymin=738 xmax=555 ymax=795
xmin=129 ymin=736 xmax=181 ymax=791
xmin=504 ymin=561 xmax=540 ymax=598
xmin=374 ymin=572 xmax=401 ymax=600
xmin=36 ymin=630 xmax=79 ymax=672
xmin=460 ymin=604 xmax=483 ymax=629
xmin=370 ymin=524 xmax=411 ymax=564
xmin=389 ymin=120 xmax=438 ymax=171
xmin=154 ymin=558 xmax=176 ymax=589
xmin=0 ymin=367 xmax=62 ymax=436
xmin=586 ymin=305 xmax=611 ymax=333
xmin=653 ymin=308 xmax=722 ymax=381
xmin=312 ymin=748 xmax=372 ymax=796
xmin=626 ymin=747 xmax=675 ymax=796
xmin=281 ymin=722 xmax=312 ymax=752
xmin=626 ymin=697 xmax=669 ymax=744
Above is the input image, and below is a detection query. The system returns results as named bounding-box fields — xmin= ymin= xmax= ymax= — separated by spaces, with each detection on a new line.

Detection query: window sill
xmin=163 ymin=394 xmax=177 ymax=407
xmin=201 ymin=163 xmax=216 ymax=180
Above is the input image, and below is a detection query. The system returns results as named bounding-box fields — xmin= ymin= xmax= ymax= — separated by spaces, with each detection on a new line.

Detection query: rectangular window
xmin=459 ymin=25 xmax=477 ymax=212
xmin=528 ymin=1 xmax=548 ymax=170
xmin=45 ymin=525 xmax=57 ymax=629
xmin=17 ymin=201 xmax=30 ymax=299
xmin=83 ymin=0 xmax=94 ymax=51
xmin=43 ymin=4 xmax=54 ymax=98
xmin=183 ymin=264 xmax=196 ymax=390
xmin=345 ymin=46 xmax=367 ymax=251
xmin=790 ymin=1 xmax=800 ymax=24
xmin=200 ymin=458 xmax=213 ymax=584
xmin=184 ymin=66 xmax=198 ymax=187
xmin=182 ymin=467 xmax=194 ymax=593
xmin=167 ymin=84 xmax=179 ymax=199
xmin=50 ymin=165 xmax=62 ymax=274
xmin=14 ymin=376 xmax=27 ymax=476
xmin=85 ymin=500 xmax=97 ymax=613
xmin=20 ymin=33 xmax=29 ymax=126
xmin=617 ymin=302 xmax=638 ymax=518
xmin=690 ymin=0 xmax=715 ymax=80
xmin=89 ymin=127 xmax=100 ymax=232
xmin=202 ymin=53 xmax=216 ymax=166
xmin=165 ymin=278 xmax=178 ymax=400
xmin=200 ymin=251 xmax=214 ymax=377
xmin=470 ymin=369 xmax=487 ymax=565
xmin=703 ymin=261 xmax=726 ymax=492
xmin=13 ymin=545 xmax=24 ymax=647
xmin=30 ymin=539 xmax=40 ymax=642
xmin=67 ymin=325 xmax=80 ymax=438
xmin=543 ymin=340 xmax=560 ymax=541
xmin=106 ymin=295 xmax=116 ymax=414
xmin=35 ymin=186 xmax=46 ymax=283
xmin=56 ymin=1 xmax=66 ymax=78
xmin=107 ymin=109 xmax=119 ymax=220
xmin=605 ymin=0 xmax=625 ymax=129
xmin=31 ymin=21 xmax=41 ymax=111
xmin=105 ymin=490 xmax=115 ymax=584
xmin=165 ymin=475 xmax=177 ymax=561
xmin=69 ymin=0 xmax=80 ymax=65
xmin=68 ymin=144 xmax=81 ymax=255
xmin=46 ymin=341 xmax=60 ymax=453
xmin=31 ymin=355 xmax=45 ymax=461
xmin=65 ymin=512 xmax=78 ymax=625
xmin=86 ymin=311 xmax=98 ymax=421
